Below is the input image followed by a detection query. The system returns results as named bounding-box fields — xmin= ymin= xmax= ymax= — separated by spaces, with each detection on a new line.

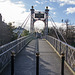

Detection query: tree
xmin=21 ymin=29 xmax=29 ymax=36
xmin=61 ymin=19 xmax=75 ymax=47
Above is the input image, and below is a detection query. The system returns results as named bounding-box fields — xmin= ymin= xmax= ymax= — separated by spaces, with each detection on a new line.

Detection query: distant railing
xmin=0 ymin=33 xmax=34 ymax=73
xmin=46 ymin=35 xmax=75 ymax=72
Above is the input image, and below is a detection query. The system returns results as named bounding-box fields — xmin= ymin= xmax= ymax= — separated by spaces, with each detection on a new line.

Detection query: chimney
xmin=0 ymin=14 xmax=2 ymax=22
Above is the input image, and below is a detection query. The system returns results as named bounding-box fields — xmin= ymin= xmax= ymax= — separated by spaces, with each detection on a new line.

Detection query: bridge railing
xmin=0 ymin=33 xmax=34 ymax=73
xmin=46 ymin=35 xmax=75 ymax=72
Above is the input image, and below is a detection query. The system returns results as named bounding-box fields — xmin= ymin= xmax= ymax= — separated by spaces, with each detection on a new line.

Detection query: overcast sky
xmin=0 ymin=0 xmax=75 ymax=30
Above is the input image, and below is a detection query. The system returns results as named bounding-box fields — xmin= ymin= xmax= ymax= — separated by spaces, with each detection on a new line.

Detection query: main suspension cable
xmin=50 ymin=19 xmax=60 ymax=40
xmin=23 ymin=14 xmax=31 ymax=28
xmin=49 ymin=14 xmax=66 ymax=43
xmin=21 ymin=13 xmax=30 ymax=28
xmin=18 ymin=13 xmax=31 ymax=38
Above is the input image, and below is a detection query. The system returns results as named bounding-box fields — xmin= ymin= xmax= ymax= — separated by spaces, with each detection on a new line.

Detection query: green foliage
xmin=0 ymin=22 xmax=17 ymax=46
xmin=48 ymin=27 xmax=75 ymax=47
xmin=48 ymin=27 xmax=57 ymax=38
xmin=21 ymin=29 xmax=29 ymax=36
xmin=12 ymin=33 xmax=18 ymax=41
xmin=7 ymin=22 xmax=18 ymax=41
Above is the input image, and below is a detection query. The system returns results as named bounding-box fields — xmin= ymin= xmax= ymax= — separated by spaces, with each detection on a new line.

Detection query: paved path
xmin=1 ymin=40 xmax=36 ymax=75
xmin=1 ymin=39 xmax=73 ymax=75
xmin=39 ymin=39 xmax=72 ymax=75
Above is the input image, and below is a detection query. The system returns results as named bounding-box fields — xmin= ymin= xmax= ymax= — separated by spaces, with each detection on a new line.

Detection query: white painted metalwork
xmin=0 ymin=33 xmax=34 ymax=73
xmin=46 ymin=35 xmax=75 ymax=72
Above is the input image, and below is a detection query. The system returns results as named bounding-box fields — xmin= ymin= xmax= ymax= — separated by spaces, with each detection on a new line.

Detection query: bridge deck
xmin=1 ymin=39 xmax=72 ymax=75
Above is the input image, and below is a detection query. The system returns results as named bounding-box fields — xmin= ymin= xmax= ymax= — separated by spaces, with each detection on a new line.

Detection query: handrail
xmin=0 ymin=35 xmax=27 ymax=48
xmin=46 ymin=35 xmax=75 ymax=72
xmin=0 ymin=33 xmax=34 ymax=73
xmin=47 ymin=35 xmax=75 ymax=50
xmin=0 ymin=36 xmax=31 ymax=56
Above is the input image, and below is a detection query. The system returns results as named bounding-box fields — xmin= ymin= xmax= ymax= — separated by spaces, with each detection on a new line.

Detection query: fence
xmin=0 ymin=33 xmax=34 ymax=73
xmin=46 ymin=35 xmax=75 ymax=72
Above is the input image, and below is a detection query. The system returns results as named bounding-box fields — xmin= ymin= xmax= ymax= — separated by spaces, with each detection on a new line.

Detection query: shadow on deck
xmin=0 ymin=39 xmax=73 ymax=75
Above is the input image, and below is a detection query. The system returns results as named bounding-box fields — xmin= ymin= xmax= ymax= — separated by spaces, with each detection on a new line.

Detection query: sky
xmin=0 ymin=0 xmax=75 ymax=30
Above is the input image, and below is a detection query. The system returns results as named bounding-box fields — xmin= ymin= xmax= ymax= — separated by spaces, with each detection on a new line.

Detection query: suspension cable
xmin=49 ymin=14 xmax=66 ymax=43
xmin=18 ymin=13 xmax=31 ymax=38
xmin=50 ymin=19 xmax=60 ymax=40
xmin=21 ymin=13 xmax=30 ymax=28
xmin=23 ymin=14 xmax=30 ymax=28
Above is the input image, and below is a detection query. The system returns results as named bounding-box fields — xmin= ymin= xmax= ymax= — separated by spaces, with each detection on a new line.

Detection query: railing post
xmin=36 ymin=39 xmax=39 ymax=52
xmin=56 ymin=40 xmax=57 ymax=50
xmin=66 ymin=45 xmax=68 ymax=62
xmin=36 ymin=52 xmax=39 ymax=75
xmin=60 ymin=42 xmax=61 ymax=54
xmin=61 ymin=52 xmax=65 ymax=75
xmin=36 ymin=38 xmax=39 ymax=75
xmin=53 ymin=39 xmax=55 ymax=47
xmin=11 ymin=51 xmax=15 ymax=75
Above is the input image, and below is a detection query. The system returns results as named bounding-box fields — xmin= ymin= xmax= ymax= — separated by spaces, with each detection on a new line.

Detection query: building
xmin=0 ymin=14 xmax=12 ymax=46
xmin=0 ymin=14 xmax=2 ymax=22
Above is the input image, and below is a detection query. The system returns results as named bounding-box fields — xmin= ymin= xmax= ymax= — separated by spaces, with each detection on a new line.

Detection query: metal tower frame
xmin=30 ymin=6 xmax=49 ymax=35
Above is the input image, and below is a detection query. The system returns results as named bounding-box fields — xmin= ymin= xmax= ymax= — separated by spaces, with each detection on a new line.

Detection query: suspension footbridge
xmin=0 ymin=6 xmax=75 ymax=75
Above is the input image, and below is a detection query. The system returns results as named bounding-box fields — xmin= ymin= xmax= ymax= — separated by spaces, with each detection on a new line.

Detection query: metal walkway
xmin=1 ymin=39 xmax=73 ymax=75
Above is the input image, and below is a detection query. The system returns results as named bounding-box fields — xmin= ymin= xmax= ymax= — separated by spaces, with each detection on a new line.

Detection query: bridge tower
xmin=30 ymin=6 xmax=49 ymax=35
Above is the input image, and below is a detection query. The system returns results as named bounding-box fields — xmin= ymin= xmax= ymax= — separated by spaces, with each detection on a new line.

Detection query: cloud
xmin=50 ymin=0 xmax=56 ymax=2
xmin=66 ymin=7 xmax=75 ymax=14
xmin=34 ymin=21 xmax=44 ymax=29
xmin=35 ymin=0 xmax=48 ymax=5
xmin=35 ymin=1 xmax=40 ymax=4
xmin=41 ymin=2 xmax=44 ymax=4
xmin=0 ymin=0 xmax=67 ymax=30
xmin=0 ymin=0 xmax=30 ymax=28
xmin=48 ymin=6 xmax=54 ymax=10
xmin=34 ymin=4 xmax=37 ymax=7
xmin=69 ymin=0 xmax=75 ymax=5
xmin=60 ymin=3 xmax=65 ymax=6
xmin=34 ymin=20 xmax=63 ymax=30
xmin=0 ymin=0 xmax=9 ymax=2
xmin=53 ymin=12 xmax=56 ymax=15
xmin=15 ymin=1 xmax=23 ymax=4
xmin=60 ymin=0 xmax=75 ymax=5
xmin=34 ymin=20 xmax=65 ymax=29
xmin=50 ymin=0 xmax=75 ymax=6
xmin=48 ymin=21 xmax=64 ymax=28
